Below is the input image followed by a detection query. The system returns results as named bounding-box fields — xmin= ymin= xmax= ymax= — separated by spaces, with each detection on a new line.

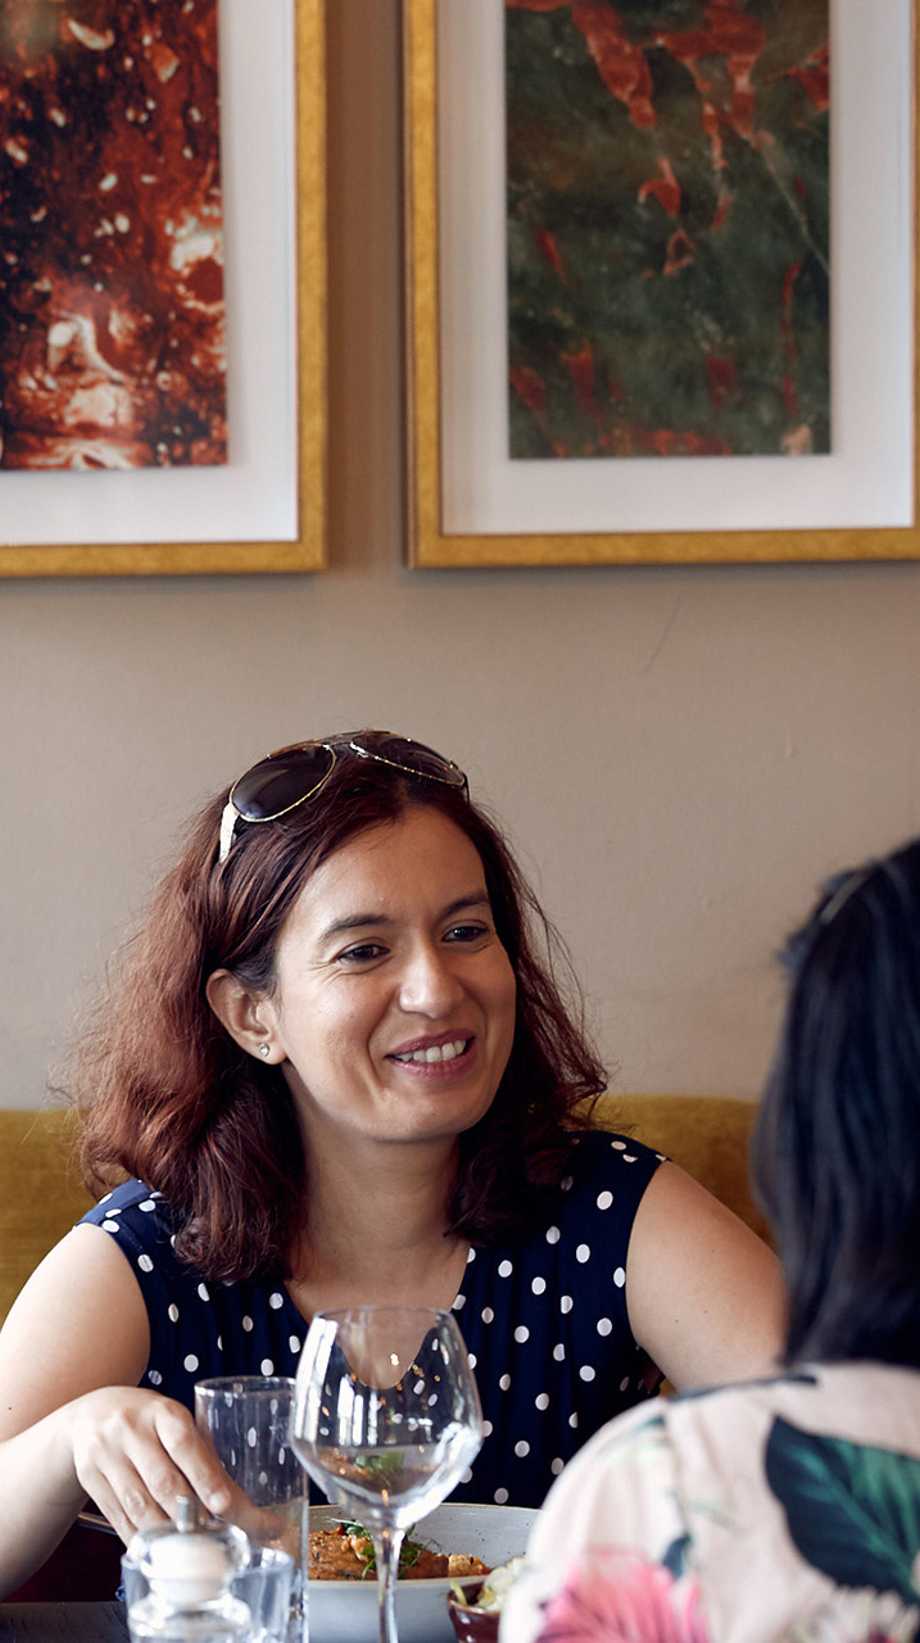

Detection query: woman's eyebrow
xmin=440 ymin=893 xmax=491 ymax=919
xmin=319 ymin=892 xmax=490 ymax=946
xmin=319 ymin=912 xmax=390 ymax=943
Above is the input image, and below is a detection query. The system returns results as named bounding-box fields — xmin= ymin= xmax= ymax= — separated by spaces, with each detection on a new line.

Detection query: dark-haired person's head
xmin=74 ymin=732 xmax=605 ymax=1278
xmin=751 ymin=837 xmax=920 ymax=1370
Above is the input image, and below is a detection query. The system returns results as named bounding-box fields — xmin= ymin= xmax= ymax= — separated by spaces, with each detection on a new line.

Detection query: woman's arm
xmin=625 ymin=1162 xmax=786 ymax=1389
xmin=0 ymin=1225 xmax=232 ymax=1597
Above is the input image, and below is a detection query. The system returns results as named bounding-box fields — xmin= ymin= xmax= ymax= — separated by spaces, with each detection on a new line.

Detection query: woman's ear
xmin=206 ymin=970 xmax=283 ymax=1064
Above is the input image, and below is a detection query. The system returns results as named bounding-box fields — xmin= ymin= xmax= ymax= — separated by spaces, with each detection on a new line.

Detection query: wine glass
xmin=290 ymin=1305 xmax=484 ymax=1643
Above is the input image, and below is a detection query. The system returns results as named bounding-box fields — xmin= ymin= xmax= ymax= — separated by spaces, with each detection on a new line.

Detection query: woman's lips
xmin=387 ymin=1036 xmax=477 ymax=1079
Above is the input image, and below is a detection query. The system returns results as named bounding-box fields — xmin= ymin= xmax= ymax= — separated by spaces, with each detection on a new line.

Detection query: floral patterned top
xmin=501 ymin=1362 xmax=920 ymax=1643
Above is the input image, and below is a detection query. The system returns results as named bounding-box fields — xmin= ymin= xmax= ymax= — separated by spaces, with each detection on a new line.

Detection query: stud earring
xmin=258 ymin=1044 xmax=271 ymax=1059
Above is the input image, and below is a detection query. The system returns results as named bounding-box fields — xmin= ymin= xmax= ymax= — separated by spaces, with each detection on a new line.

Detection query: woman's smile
xmin=386 ymin=1030 xmax=478 ymax=1078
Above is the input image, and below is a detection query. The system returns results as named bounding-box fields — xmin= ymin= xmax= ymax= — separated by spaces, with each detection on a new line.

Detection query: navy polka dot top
xmin=80 ymin=1129 xmax=663 ymax=1508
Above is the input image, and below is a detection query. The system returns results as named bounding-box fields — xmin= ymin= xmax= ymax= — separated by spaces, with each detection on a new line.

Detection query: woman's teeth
xmin=393 ymin=1038 xmax=469 ymax=1065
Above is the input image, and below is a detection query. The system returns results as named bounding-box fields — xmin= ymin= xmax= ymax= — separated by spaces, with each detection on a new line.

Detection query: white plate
xmin=308 ymin=1501 xmax=537 ymax=1643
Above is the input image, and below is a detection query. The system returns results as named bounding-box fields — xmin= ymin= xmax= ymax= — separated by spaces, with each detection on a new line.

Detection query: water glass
xmin=195 ymin=1376 xmax=306 ymax=1641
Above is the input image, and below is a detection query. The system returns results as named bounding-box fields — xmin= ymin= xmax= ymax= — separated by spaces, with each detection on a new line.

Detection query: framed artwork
xmin=404 ymin=0 xmax=918 ymax=567
xmin=0 ymin=0 xmax=326 ymax=577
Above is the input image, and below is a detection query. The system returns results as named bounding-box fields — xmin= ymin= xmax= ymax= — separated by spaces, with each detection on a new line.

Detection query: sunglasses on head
xmin=217 ymin=733 xmax=469 ymax=863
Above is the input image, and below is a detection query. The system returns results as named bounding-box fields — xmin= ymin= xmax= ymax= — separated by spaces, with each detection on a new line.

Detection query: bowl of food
xmin=308 ymin=1502 xmax=536 ymax=1643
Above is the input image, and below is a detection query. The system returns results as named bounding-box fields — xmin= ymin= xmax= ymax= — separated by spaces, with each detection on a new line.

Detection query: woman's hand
xmin=66 ymin=1386 xmax=235 ymax=1545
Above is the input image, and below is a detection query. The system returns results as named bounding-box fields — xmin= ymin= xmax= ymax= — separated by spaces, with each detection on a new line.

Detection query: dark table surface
xmin=0 ymin=1605 xmax=128 ymax=1643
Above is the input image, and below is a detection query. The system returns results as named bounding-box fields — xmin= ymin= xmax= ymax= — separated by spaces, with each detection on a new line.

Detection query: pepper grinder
xmin=127 ymin=1496 xmax=251 ymax=1643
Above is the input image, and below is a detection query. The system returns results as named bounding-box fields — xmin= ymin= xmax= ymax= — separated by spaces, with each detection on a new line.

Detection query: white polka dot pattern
xmin=77 ymin=1132 xmax=664 ymax=1511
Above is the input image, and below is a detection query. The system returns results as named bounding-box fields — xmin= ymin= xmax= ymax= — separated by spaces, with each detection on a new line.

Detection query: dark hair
xmin=751 ymin=837 xmax=920 ymax=1369
xmin=73 ymin=732 xmax=606 ymax=1279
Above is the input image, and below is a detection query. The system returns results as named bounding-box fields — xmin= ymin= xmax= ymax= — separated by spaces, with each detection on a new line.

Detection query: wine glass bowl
xmin=291 ymin=1306 xmax=484 ymax=1643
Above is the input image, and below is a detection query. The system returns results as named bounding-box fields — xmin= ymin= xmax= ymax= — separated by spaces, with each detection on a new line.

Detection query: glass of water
xmin=291 ymin=1306 xmax=483 ymax=1643
xmin=195 ymin=1376 xmax=306 ymax=1641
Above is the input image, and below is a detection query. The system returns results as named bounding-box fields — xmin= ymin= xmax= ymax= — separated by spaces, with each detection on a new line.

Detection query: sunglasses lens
xmin=368 ymin=735 xmax=467 ymax=788
xmin=231 ymin=745 xmax=334 ymax=821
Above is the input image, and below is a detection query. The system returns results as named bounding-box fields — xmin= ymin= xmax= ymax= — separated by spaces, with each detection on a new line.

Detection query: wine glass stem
xmin=374 ymin=1523 xmax=405 ymax=1643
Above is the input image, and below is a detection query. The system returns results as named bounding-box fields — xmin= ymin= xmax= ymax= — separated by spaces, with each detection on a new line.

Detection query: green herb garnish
xmin=334 ymin=1520 xmax=427 ymax=1579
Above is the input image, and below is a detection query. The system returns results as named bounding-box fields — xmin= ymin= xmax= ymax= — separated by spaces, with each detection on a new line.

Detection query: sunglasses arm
xmin=217 ymin=801 xmax=239 ymax=865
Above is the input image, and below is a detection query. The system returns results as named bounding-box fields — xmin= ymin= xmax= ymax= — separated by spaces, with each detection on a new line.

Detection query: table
xmin=0 ymin=1605 xmax=128 ymax=1643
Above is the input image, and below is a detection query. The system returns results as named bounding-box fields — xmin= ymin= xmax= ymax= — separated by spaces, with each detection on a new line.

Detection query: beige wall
xmin=4 ymin=2 xmax=920 ymax=1110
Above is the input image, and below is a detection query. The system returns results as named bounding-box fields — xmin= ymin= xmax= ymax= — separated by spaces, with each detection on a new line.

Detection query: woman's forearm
xmin=0 ymin=1402 xmax=87 ymax=1598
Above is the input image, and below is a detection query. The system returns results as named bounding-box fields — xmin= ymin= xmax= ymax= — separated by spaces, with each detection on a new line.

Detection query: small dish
xmin=447 ymin=1581 xmax=500 ymax=1643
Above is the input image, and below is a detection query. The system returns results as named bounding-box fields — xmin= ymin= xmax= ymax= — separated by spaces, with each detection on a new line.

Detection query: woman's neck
xmin=291 ymin=1123 xmax=464 ymax=1303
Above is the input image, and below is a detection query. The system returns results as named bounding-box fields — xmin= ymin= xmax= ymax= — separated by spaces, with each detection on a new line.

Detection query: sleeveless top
xmin=80 ymin=1129 xmax=663 ymax=1508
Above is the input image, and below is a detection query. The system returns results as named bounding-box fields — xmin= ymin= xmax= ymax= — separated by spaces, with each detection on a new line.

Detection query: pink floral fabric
xmin=535 ymin=1550 xmax=709 ymax=1643
xmin=500 ymin=1364 xmax=920 ymax=1643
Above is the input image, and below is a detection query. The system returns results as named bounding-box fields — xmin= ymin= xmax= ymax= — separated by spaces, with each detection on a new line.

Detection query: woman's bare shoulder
xmin=0 ymin=1224 xmax=150 ymax=1439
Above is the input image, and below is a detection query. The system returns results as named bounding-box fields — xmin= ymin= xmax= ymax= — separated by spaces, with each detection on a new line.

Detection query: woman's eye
xmin=339 ymin=943 xmax=387 ymax=964
xmin=445 ymin=923 xmax=490 ymax=943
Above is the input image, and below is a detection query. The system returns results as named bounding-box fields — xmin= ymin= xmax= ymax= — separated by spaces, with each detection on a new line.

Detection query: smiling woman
xmin=0 ymin=729 xmax=782 ymax=1598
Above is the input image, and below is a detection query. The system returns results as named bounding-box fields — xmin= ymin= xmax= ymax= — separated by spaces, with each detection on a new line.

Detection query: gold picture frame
xmin=0 ymin=0 xmax=326 ymax=577
xmin=404 ymin=0 xmax=920 ymax=568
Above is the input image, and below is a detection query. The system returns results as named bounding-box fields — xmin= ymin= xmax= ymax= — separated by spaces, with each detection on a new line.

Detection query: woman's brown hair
xmin=73 ymin=734 xmax=606 ymax=1279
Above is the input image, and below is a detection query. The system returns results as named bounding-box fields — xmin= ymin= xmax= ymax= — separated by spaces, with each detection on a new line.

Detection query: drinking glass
xmin=195 ymin=1376 xmax=307 ymax=1642
xmin=290 ymin=1306 xmax=483 ymax=1643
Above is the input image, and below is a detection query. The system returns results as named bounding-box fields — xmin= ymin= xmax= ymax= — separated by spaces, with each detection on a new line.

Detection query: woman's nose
xmin=397 ymin=943 xmax=465 ymax=1016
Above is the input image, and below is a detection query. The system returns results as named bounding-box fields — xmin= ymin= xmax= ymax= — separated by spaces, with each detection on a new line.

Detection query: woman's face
xmin=264 ymin=807 xmax=517 ymax=1148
